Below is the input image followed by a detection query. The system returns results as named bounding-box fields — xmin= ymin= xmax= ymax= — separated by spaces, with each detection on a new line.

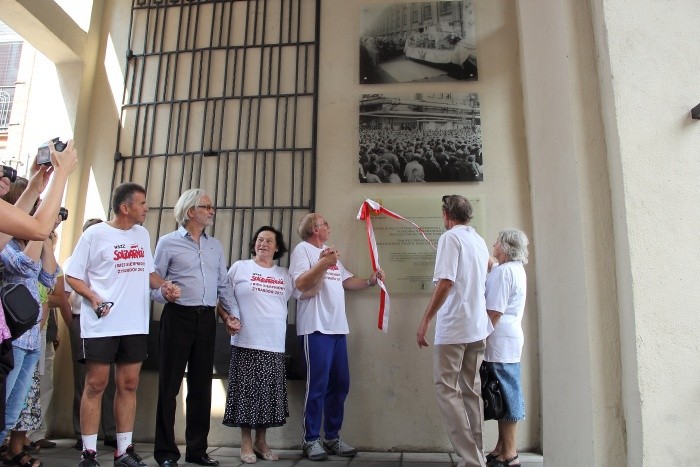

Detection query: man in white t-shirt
xmin=289 ymin=213 xmax=384 ymax=461
xmin=64 ymin=219 xmax=117 ymax=451
xmin=66 ymin=183 xmax=180 ymax=467
xmin=416 ymin=195 xmax=491 ymax=467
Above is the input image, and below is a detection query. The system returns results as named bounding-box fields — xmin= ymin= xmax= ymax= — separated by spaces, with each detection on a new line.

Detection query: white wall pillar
xmin=589 ymin=1 xmax=700 ymax=465
xmin=516 ymin=0 xmax=625 ymax=465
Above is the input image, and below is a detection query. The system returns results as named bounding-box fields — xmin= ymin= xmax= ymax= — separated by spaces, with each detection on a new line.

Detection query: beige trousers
xmin=433 ymin=340 xmax=486 ymax=467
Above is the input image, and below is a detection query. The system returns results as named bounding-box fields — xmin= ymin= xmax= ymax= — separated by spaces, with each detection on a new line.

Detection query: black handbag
xmin=480 ymin=361 xmax=505 ymax=420
xmin=1 ymin=283 xmax=40 ymax=340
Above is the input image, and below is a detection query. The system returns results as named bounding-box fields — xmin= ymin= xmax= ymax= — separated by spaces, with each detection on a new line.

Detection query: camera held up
xmin=1 ymin=165 xmax=17 ymax=183
xmin=36 ymin=137 xmax=68 ymax=166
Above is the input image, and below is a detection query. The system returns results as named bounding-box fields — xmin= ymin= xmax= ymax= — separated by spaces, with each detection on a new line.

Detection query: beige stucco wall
xmin=310 ymin=0 xmax=537 ymax=452
xmin=590 ymin=1 xmax=700 ymax=465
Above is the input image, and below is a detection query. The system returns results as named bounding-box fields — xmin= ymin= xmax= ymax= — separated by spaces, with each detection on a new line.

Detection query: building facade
xmin=0 ymin=1 xmax=698 ymax=465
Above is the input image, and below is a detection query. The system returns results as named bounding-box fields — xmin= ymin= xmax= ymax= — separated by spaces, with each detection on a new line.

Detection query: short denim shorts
xmin=484 ymin=361 xmax=525 ymax=421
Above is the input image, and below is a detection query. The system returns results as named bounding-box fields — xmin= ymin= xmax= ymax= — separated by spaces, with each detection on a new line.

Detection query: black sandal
xmin=486 ymin=452 xmax=499 ymax=462
xmin=487 ymin=454 xmax=519 ymax=467
xmin=3 ymin=451 xmax=42 ymax=467
xmin=21 ymin=444 xmax=38 ymax=455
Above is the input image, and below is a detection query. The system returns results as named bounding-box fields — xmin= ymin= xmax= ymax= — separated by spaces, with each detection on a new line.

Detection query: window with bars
xmin=117 ymin=0 xmax=319 ymax=375
xmin=116 ymin=0 xmax=318 ymax=268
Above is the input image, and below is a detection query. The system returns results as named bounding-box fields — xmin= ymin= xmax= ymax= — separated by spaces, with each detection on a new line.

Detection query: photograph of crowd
xmin=359 ymin=93 xmax=482 ymax=183
xmin=360 ymin=1 xmax=477 ymax=84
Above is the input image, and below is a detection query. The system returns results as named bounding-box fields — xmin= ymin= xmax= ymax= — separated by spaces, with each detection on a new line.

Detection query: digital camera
xmin=59 ymin=207 xmax=68 ymax=221
xmin=1 ymin=165 xmax=17 ymax=182
xmin=36 ymin=138 xmax=68 ymax=166
xmin=95 ymin=301 xmax=113 ymax=318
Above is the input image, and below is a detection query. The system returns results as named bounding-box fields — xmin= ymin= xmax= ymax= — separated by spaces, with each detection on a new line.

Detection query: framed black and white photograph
xmin=360 ymin=1 xmax=477 ymax=84
xmin=359 ymin=93 xmax=482 ymax=183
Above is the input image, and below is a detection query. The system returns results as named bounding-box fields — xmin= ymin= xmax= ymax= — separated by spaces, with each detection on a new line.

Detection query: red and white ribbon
xmin=356 ymin=199 xmax=436 ymax=332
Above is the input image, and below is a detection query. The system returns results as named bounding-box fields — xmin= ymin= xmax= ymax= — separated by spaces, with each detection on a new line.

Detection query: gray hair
xmin=497 ymin=229 xmax=529 ymax=264
xmin=174 ymin=188 xmax=208 ymax=226
xmin=442 ymin=195 xmax=473 ymax=223
xmin=298 ymin=212 xmax=320 ymax=240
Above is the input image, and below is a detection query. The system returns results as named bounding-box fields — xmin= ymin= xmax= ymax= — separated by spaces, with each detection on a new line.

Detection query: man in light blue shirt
xmin=152 ymin=188 xmax=238 ymax=467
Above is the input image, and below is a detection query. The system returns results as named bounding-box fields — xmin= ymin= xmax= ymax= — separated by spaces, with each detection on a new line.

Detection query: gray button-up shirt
xmin=152 ymin=226 xmax=239 ymax=317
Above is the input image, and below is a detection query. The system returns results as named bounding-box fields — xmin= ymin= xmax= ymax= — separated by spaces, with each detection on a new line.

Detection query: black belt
xmin=168 ymin=303 xmax=215 ymax=314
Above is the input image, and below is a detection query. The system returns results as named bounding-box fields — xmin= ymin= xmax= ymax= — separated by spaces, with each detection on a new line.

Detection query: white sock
xmin=82 ymin=434 xmax=98 ymax=452
xmin=116 ymin=432 xmax=132 ymax=456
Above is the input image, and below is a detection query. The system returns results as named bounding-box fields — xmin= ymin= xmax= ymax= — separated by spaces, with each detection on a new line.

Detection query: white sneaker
xmin=303 ymin=439 xmax=328 ymax=461
xmin=323 ymin=438 xmax=358 ymax=457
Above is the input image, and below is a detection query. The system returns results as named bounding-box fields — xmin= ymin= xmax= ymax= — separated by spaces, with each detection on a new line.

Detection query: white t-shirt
xmin=484 ymin=261 xmax=527 ymax=363
xmin=65 ymin=223 xmax=155 ymax=338
xmin=433 ymin=225 xmax=491 ymax=345
xmin=289 ymin=241 xmax=353 ymax=335
xmin=228 ymin=259 xmax=293 ymax=353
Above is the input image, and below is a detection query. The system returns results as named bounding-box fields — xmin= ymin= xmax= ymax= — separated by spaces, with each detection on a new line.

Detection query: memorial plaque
xmin=358 ymin=195 xmax=484 ymax=294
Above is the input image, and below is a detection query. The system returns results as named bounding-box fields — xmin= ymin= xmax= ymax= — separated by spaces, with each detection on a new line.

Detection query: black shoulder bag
xmin=0 ymin=262 xmax=40 ymax=340
xmin=480 ymin=361 xmax=505 ymax=420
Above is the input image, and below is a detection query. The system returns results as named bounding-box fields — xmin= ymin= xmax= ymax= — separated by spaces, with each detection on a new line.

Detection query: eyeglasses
xmin=316 ymin=220 xmax=329 ymax=228
xmin=196 ymin=204 xmax=215 ymax=211
xmin=442 ymin=195 xmax=458 ymax=204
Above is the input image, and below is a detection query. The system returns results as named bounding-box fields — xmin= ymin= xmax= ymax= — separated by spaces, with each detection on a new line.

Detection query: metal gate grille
xmin=114 ymin=0 xmax=319 ymax=268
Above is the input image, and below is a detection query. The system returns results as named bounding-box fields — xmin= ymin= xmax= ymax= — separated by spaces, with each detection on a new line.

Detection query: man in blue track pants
xmin=289 ymin=213 xmax=384 ymax=461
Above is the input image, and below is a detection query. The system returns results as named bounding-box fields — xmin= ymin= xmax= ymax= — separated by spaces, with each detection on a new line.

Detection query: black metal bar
xmin=310 ymin=0 xmax=320 ymax=211
xmin=291 ymin=0 xmax=301 ymax=206
xmin=111 ymin=146 xmax=313 ymax=160
xmin=119 ymin=91 xmax=315 ymax=107
xmin=195 ymin=1 xmax=219 ymax=190
xmin=129 ymin=4 xmax=154 ymax=181
xmin=134 ymin=40 xmax=315 ymax=58
xmin=252 ymin=0 xmax=269 ymax=212
xmin=149 ymin=5 xmax=182 ymax=241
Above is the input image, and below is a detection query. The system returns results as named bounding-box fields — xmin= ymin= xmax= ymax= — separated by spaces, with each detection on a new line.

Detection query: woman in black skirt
xmin=223 ymin=226 xmax=294 ymax=463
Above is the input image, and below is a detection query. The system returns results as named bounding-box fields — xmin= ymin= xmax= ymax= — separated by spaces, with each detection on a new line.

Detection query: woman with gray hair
xmin=483 ymin=229 xmax=529 ymax=467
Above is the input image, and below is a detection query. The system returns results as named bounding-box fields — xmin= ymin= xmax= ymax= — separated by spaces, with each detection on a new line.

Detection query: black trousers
xmin=154 ymin=303 xmax=216 ymax=463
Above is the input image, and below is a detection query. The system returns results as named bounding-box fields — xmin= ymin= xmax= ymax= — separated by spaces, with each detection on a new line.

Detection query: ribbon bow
xmin=356 ymin=199 xmax=436 ymax=332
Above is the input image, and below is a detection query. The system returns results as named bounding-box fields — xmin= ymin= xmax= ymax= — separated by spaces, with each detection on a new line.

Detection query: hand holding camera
xmin=0 ymin=167 xmax=14 ymax=196
xmin=1 ymin=165 xmax=17 ymax=183
xmin=94 ymin=301 xmax=114 ymax=318
xmin=36 ymin=137 xmax=67 ymax=166
xmin=34 ymin=138 xmax=78 ymax=179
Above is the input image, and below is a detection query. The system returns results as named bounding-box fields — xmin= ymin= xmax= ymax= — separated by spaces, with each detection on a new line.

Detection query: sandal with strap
xmin=240 ymin=451 xmax=257 ymax=464
xmin=253 ymin=444 xmax=279 ymax=461
xmin=3 ymin=451 xmax=42 ymax=467
xmin=487 ymin=454 xmax=519 ymax=467
xmin=486 ymin=452 xmax=499 ymax=462
xmin=21 ymin=445 xmax=38 ymax=456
